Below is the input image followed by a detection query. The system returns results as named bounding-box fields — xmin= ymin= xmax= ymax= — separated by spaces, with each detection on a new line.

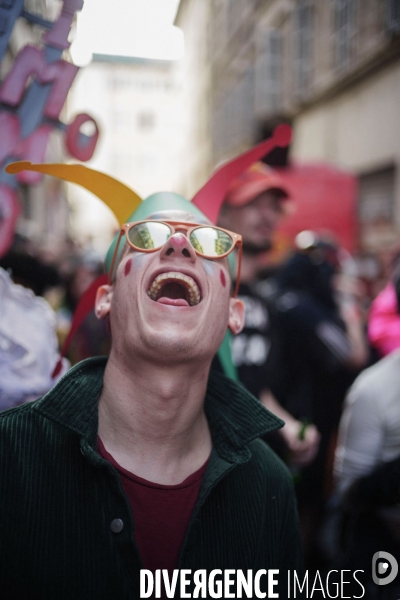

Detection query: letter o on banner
xmin=65 ymin=113 xmax=99 ymax=161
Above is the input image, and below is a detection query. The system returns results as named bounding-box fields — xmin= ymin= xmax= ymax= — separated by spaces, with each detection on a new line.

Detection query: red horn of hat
xmin=191 ymin=123 xmax=292 ymax=224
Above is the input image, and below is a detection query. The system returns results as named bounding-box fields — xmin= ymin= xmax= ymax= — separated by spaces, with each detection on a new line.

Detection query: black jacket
xmin=0 ymin=357 xmax=303 ymax=599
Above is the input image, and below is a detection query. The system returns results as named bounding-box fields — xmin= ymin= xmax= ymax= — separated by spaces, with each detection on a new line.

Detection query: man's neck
xmin=98 ymin=353 xmax=212 ymax=485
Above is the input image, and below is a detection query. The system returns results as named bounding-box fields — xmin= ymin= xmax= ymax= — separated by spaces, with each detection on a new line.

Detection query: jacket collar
xmin=34 ymin=356 xmax=283 ymax=464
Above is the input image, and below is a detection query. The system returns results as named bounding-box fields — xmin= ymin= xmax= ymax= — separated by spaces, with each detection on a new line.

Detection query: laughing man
xmin=0 ymin=193 xmax=302 ymax=599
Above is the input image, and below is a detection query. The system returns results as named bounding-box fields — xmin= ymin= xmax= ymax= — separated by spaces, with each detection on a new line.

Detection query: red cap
xmin=224 ymin=163 xmax=291 ymax=207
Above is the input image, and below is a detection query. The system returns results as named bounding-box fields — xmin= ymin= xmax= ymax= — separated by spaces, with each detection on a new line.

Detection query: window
xmin=113 ymin=110 xmax=131 ymax=130
xmin=227 ymin=0 xmax=247 ymax=36
xmin=224 ymin=66 xmax=255 ymax=150
xmin=359 ymin=167 xmax=395 ymax=224
xmin=135 ymin=154 xmax=156 ymax=174
xmin=238 ymin=66 xmax=255 ymax=141
xmin=0 ymin=0 xmax=19 ymax=61
xmin=358 ymin=166 xmax=397 ymax=250
xmin=2 ymin=0 xmax=16 ymax=9
xmin=212 ymin=0 xmax=226 ymax=55
xmin=0 ymin=16 xmax=9 ymax=36
xmin=212 ymin=90 xmax=232 ymax=162
xmin=255 ymin=28 xmax=281 ymax=115
xmin=386 ymin=0 xmax=400 ymax=34
xmin=294 ymin=1 xmax=314 ymax=98
xmin=333 ymin=0 xmax=357 ymax=69
xmin=137 ymin=111 xmax=155 ymax=132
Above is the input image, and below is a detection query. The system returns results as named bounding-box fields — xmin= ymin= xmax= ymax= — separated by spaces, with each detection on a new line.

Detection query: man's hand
xmin=281 ymin=419 xmax=320 ymax=467
xmin=260 ymin=390 xmax=320 ymax=467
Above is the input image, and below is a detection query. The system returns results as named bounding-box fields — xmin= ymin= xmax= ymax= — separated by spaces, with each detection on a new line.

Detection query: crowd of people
xmin=0 ymin=159 xmax=399 ymax=599
xmin=216 ymin=163 xmax=400 ymax=598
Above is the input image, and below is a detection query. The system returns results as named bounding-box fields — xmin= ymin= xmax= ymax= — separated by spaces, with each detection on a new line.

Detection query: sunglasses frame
xmin=109 ymin=220 xmax=243 ymax=297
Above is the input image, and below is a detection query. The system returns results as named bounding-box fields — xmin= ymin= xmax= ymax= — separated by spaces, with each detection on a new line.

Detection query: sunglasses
xmin=109 ymin=220 xmax=243 ymax=296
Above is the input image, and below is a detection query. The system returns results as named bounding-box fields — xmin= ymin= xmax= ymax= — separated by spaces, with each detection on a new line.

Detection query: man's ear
xmin=95 ymin=284 xmax=113 ymax=320
xmin=228 ymin=297 xmax=245 ymax=334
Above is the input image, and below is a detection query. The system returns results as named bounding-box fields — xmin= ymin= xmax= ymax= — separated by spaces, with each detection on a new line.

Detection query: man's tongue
xmin=157 ymin=297 xmax=189 ymax=306
xmin=156 ymin=281 xmax=189 ymax=306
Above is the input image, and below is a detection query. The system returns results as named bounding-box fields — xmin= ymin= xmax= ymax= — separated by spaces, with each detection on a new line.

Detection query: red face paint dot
xmin=124 ymin=258 xmax=132 ymax=276
xmin=220 ymin=269 xmax=226 ymax=288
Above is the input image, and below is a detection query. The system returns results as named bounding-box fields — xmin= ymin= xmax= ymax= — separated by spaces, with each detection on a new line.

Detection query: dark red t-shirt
xmin=98 ymin=438 xmax=207 ymax=573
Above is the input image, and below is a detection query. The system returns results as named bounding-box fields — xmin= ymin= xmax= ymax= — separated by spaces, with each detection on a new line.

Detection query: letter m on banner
xmin=0 ymin=0 xmax=99 ymax=257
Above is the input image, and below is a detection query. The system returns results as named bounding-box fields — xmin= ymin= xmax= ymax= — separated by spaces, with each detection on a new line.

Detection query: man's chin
xmin=142 ymin=328 xmax=204 ymax=362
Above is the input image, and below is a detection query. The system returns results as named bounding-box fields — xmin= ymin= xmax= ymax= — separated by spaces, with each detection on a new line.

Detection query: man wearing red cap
xmin=218 ymin=163 xmax=320 ymax=466
xmin=220 ymin=163 xmax=291 ymax=252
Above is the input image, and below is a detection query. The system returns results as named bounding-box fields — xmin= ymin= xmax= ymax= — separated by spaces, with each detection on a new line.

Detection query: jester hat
xmin=104 ymin=191 xmax=208 ymax=276
xmin=6 ymin=123 xmax=292 ymax=378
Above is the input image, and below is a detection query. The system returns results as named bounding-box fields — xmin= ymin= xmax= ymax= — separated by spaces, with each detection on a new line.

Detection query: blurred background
xmin=1 ymin=0 xmax=400 ymax=285
xmin=1 ymin=0 xmax=400 ymax=406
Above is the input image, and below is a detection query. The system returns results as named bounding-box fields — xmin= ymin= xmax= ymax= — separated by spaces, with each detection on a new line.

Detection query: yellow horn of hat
xmin=5 ymin=161 xmax=142 ymax=225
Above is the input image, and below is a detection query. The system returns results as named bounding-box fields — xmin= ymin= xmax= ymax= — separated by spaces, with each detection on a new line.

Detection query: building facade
xmin=66 ymin=55 xmax=186 ymax=253
xmin=176 ymin=0 xmax=400 ymax=253
xmin=174 ymin=0 xmax=213 ymax=199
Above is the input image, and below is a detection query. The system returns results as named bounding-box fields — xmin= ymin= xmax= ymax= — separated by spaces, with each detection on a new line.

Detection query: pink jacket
xmin=368 ymin=282 xmax=400 ymax=357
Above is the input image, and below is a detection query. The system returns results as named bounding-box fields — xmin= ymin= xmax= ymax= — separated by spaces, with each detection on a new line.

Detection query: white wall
xmin=292 ymin=60 xmax=400 ymax=230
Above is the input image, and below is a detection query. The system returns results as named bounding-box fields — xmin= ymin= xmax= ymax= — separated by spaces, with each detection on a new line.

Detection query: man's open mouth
xmin=147 ymin=271 xmax=201 ymax=306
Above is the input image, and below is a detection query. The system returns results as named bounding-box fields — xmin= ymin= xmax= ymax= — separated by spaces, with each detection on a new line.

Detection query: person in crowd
xmin=0 ymin=191 xmax=303 ymax=599
xmin=272 ymin=231 xmax=368 ymax=566
xmin=334 ymin=347 xmax=400 ymax=599
xmin=219 ymin=164 xmax=367 ymax=567
xmin=0 ymin=239 xmax=68 ymax=411
xmin=217 ymin=163 xmax=320 ymax=467
xmin=0 ymin=249 xmax=61 ymax=296
xmin=0 ymin=265 xmax=68 ymax=410
xmin=368 ymin=244 xmax=400 ymax=357
xmin=59 ymin=253 xmax=111 ymax=363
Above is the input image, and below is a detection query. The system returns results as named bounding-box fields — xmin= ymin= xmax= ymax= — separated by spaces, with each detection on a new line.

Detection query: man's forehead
xmin=147 ymin=209 xmax=210 ymax=224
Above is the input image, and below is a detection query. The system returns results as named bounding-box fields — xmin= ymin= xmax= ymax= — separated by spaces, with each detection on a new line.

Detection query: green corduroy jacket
xmin=0 ymin=357 xmax=303 ymax=599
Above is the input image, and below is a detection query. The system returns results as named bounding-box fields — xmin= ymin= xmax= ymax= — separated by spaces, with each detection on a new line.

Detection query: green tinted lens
xmin=127 ymin=222 xmax=171 ymax=250
xmin=190 ymin=227 xmax=233 ymax=256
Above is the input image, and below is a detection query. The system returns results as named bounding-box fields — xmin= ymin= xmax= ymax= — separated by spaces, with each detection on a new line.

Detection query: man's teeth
xmin=147 ymin=272 xmax=201 ymax=306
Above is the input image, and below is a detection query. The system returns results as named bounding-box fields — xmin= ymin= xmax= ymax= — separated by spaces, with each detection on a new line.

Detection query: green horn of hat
xmin=104 ymin=191 xmax=208 ymax=274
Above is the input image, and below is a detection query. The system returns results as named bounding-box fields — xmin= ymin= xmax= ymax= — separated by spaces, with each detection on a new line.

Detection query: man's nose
xmin=159 ymin=232 xmax=196 ymax=263
xmin=259 ymin=205 xmax=280 ymax=227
